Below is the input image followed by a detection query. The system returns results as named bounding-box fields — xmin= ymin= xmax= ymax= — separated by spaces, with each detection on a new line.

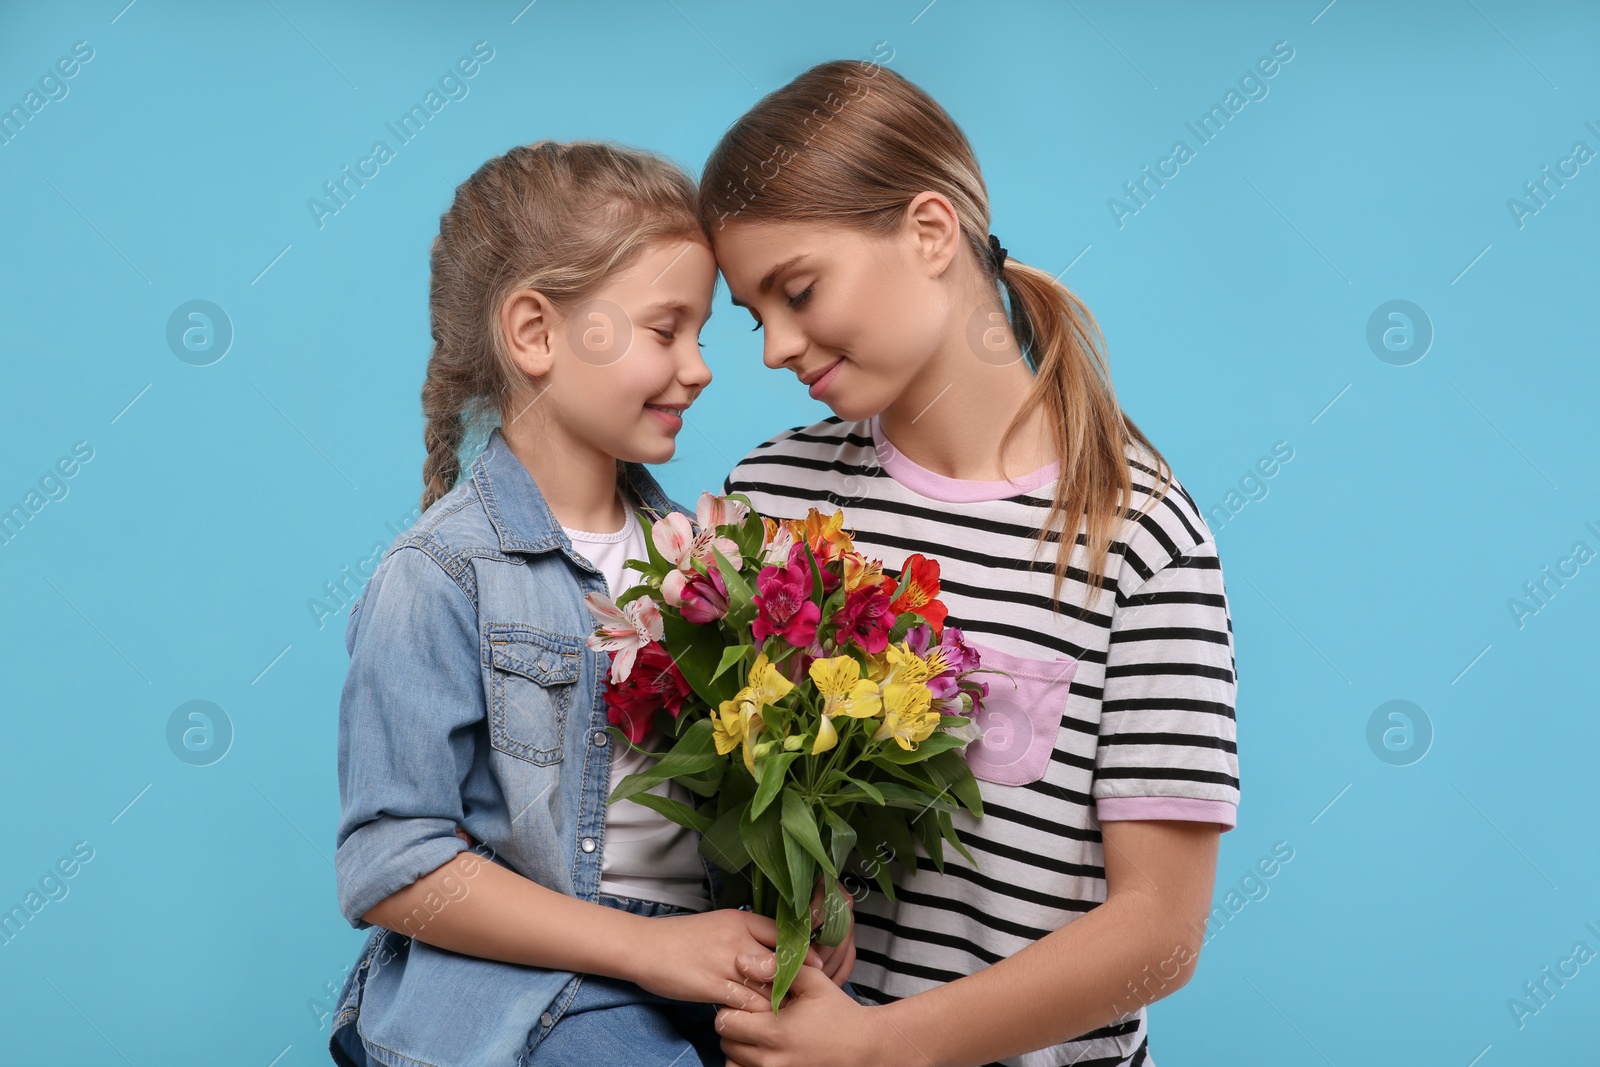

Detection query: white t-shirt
xmin=561 ymin=500 xmax=712 ymax=912
xmin=725 ymin=414 xmax=1241 ymax=1067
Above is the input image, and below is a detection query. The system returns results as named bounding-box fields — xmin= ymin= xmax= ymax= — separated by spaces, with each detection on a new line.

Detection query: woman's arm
xmin=861 ymin=819 xmax=1220 ymax=1067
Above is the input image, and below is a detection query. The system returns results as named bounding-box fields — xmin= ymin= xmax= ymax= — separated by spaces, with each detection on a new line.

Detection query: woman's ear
xmin=500 ymin=287 xmax=559 ymax=380
xmin=901 ymin=191 xmax=962 ymax=278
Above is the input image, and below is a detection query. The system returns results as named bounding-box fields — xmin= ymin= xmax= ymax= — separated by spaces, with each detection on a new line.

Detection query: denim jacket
xmin=329 ymin=426 xmax=727 ymax=1067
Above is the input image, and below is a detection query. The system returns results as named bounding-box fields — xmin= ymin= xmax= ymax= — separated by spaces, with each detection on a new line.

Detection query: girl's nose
xmin=681 ymin=342 xmax=713 ymax=389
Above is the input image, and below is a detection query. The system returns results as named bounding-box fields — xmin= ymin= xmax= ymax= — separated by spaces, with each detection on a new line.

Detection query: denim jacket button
xmin=593 ymin=731 xmax=607 ymax=746
xmin=540 ymin=1011 xmax=554 ymax=1028
xmin=580 ymin=837 xmax=596 ymax=852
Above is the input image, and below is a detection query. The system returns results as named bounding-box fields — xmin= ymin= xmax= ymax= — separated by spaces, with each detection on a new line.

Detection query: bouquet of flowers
xmin=581 ymin=492 xmax=1003 ymax=1011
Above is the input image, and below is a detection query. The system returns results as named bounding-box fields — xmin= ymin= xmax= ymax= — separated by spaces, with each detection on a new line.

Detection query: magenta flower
xmin=752 ymin=542 xmax=821 ymax=647
xmin=832 ymin=581 xmax=895 ymax=655
xmin=679 ymin=565 xmax=730 ymax=624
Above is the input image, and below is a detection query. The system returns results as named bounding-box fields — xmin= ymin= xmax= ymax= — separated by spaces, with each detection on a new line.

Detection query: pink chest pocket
xmin=961 ymin=640 xmax=1080 ymax=787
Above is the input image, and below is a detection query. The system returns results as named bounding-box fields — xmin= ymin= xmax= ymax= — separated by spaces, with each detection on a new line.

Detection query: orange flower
xmin=789 ymin=509 xmax=854 ymax=566
xmin=841 ymin=551 xmax=891 ymax=594
xmin=888 ymin=553 xmax=947 ymax=634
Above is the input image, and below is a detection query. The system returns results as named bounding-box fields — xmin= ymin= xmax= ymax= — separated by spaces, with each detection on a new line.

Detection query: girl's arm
xmin=335 ymin=545 xmax=824 ymax=1008
xmin=861 ymin=819 xmax=1220 ymax=1067
xmin=361 ymin=846 xmax=821 ymax=1004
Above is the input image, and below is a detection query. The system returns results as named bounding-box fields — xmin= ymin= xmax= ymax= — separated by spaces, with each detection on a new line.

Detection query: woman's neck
xmin=876 ymin=315 xmax=1055 ymax=483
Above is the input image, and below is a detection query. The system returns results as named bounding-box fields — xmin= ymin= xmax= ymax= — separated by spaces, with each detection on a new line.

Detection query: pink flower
xmin=679 ymin=565 xmax=730 ymax=624
xmin=654 ymin=492 xmax=749 ymax=607
xmin=583 ymin=592 xmax=664 ymax=684
xmin=752 ymin=542 xmax=821 ymax=648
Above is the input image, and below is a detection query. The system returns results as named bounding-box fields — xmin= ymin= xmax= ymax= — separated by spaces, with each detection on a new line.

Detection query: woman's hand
xmin=717 ymin=958 xmax=900 ymax=1067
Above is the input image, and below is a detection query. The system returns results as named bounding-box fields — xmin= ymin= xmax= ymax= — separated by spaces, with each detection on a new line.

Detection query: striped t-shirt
xmin=723 ymin=413 xmax=1240 ymax=1067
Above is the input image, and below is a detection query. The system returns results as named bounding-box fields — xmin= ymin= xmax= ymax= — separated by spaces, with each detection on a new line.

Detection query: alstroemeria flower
xmin=832 ymin=581 xmax=896 ymax=655
xmin=752 ymin=542 xmax=822 ymax=647
xmin=807 ymin=655 xmax=883 ymax=755
xmin=759 ymin=516 xmax=797 ymax=568
xmin=871 ymin=680 xmax=939 ymax=751
xmin=791 ymin=509 xmax=854 ymax=566
xmin=712 ymin=652 xmax=795 ymax=773
xmin=906 ymin=623 xmax=984 ymax=712
xmin=601 ymin=642 xmax=693 ymax=745
xmin=654 ymin=492 xmax=749 ymax=606
xmin=887 ymin=553 xmax=947 ymax=634
xmin=583 ymin=592 xmax=663 ymax=684
xmin=678 ymin=565 xmax=730 ymax=624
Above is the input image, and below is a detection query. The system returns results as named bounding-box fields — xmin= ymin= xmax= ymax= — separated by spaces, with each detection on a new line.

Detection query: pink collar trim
xmin=869 ymin=413 xmax=1060 ymax=503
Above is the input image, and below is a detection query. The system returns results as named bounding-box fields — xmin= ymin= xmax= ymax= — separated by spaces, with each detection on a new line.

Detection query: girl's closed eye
xmin=652 ymin=328 xmax=708 ymax=348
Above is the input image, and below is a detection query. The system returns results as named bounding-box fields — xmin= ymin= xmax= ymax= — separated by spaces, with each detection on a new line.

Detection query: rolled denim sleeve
xmin=334 ymin=544 xmax=477 ymax=929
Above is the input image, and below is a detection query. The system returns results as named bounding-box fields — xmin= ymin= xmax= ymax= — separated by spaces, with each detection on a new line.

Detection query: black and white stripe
xmin=723 ymin=416 xmax=1240 ymax=1067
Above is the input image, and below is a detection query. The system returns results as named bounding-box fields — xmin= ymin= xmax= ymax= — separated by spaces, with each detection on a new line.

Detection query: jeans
xmin=527 ymin=892 xmax=868 ymax=1067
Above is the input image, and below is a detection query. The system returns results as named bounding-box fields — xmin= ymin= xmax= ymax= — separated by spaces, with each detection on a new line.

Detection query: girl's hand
xmin=634 ymin=908 xmax=826 ymax=1009
xmin=455 ymin=825 xmax=856 ymax=998
xmin=807 ymin=872 xmax=857 ymax=988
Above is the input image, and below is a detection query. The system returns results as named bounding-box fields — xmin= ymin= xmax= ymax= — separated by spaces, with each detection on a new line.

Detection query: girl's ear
xmin=500 ymin=287 xmax=559 ymax=379
xmin=901 ymin=191 xmax=962 ymax=278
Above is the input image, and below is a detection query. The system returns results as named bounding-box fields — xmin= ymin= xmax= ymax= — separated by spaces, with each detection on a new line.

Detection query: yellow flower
xmin=811 ymin=712 xmax=838 ymax=756
xmin=881 ymin=642 xmax=935 ymax=687
xmin=808 ymin=656 xmax=884 ymax=755
xmin=712 ymin=653 xmax=796 ymax=774
xmin=871 ymin=681 xmax=938 ymax=751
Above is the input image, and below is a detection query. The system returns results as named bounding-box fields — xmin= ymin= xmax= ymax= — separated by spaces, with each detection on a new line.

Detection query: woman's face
xmin=711 ymin=217 xmax=954 ymax=422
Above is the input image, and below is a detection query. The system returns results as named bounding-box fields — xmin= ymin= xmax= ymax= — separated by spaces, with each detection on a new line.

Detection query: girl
xmin=700 ymin=62 xmax=1241 ymax=1067
xmin=327 ymin=140 xmax=853 ymax=1067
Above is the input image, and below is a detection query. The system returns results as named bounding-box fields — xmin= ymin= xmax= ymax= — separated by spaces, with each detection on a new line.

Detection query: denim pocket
xmin=486 ymin=624 xmax=583 ymax=765
xmin=961 ymin=640 xmax=1080 ymax=787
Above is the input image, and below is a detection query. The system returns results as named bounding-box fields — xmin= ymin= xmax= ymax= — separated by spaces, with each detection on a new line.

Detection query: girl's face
xmin=711 ymin=216 xmax=956 ymax=422
xmin=504 ymin=236 xmax=716 ymax=465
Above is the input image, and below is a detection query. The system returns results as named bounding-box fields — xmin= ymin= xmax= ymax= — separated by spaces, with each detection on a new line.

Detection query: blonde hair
xmin=697 ymin=60 xmax=1175 ymax=616
xmin=421 ymin=139 xmax=702 ymax=511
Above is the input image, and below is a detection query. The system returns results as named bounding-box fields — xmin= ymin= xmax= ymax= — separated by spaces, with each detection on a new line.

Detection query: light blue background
xmin=2 ymin=1 xmax=1596 ymax=1063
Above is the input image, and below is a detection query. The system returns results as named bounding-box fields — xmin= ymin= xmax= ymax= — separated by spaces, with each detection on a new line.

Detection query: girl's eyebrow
xmin=641 ymin=300 xmax=712 ymax=320
xmin=727 ymin=254 xmax=809 ymax=309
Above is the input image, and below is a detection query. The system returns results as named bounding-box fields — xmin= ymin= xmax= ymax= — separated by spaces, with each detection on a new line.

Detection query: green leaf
xmin=740 ymin=795 xmax=791 ymax=904
xmin=607 ymin=717 xmax=719 ymax=803
xmin=804 ymin=541 xmax=826 ymax=610
xmin=781 ymin=825 xmax=817 ymax=918
xmin=842 ymin=776 xmax=885 ymax=805
xmin=661 ymin=612 xmax=739 ymax=708
xmin=873 ymin=731 xmax=966 ymax=763
xmin=780 ymin=787 xmax=835 ymax=877
xmin=821 ymin=806 xmax=857 ymax=875
xmin=749 ymin=750 xmax=801 ymax=819
xmin=912 ymin=803 xmax=946 ymax=874
xmin=636 ymin=509 xmax=671 ymax=571
xmin=710 ymin=542 xmax=753 ymax=605
xmin=700 ymin=805 xmax=752 ymax=874
xmin=938 ymin=808 xmax=978 ymax=868
xmin=616 ymin=789 xmax=714 ymax=834
xmin=769 ymin=896 xmax=810 ymax=1014
xmin=923 ymin=749 xmax=985 ymax=818
xmin=710 ymin=643 xmax=751 ymax=685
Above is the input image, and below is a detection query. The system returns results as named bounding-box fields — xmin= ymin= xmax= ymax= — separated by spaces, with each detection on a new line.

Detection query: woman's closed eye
xmin=749 ymin=285 xmax=814 ymax=331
